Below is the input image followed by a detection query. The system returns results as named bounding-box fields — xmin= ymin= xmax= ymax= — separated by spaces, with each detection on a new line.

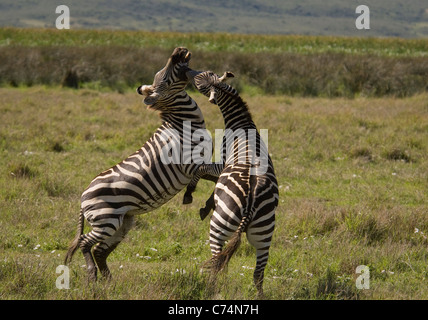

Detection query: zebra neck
xmin=212 ymin=84 xmax=254 ymax=130
xmin=159 ymin=95 xmax=205 ymax=130
xmin=218 ymin=96 xmax=255 ymax=130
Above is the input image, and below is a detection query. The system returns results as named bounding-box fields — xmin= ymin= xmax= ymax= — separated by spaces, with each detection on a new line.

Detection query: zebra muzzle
xmin=137 ymin=85 xmax=153 ymax=96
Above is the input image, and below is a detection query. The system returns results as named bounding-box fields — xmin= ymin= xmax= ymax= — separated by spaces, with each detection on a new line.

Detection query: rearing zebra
xmin=64 ymin=47 xmax=210 ymax=281
xmin=186 ymin=70 xmax=279 ymax=296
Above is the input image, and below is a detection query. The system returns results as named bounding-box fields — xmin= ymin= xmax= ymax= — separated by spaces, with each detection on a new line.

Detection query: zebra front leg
xmin=183 ymin=184 xmax=198 ymax=205
xmin=183 ymin=171 xmax=217 ymax=204
xmin=183 ymin=164 xmax=221 ymax=205
xmin=199 ymin=191 xmax=215 ymax=221
xmin=93 ymin=214 xmax=135 ymax=279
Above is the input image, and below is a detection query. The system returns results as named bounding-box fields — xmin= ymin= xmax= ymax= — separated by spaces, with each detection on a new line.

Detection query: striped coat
xmin=65 ymin=48 xmax=207 ymax=281
xmin=187 ymin=70 xmax=279 ymax=296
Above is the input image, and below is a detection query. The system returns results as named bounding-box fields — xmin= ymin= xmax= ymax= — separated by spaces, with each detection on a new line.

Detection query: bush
xmin=1 ymin=45 xmax=427 ymax=97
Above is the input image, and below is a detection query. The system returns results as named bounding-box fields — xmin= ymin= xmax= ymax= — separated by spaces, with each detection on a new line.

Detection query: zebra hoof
xmin=183 ymin=195 xmax=193 ymax=204
xmin=199 ymin=208 xmax=210 ymax=221
xmin=87 ymin=266 xmax=98 ymax=282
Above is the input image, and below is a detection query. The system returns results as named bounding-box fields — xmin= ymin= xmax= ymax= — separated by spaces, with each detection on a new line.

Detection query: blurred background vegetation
xmin=1 ymin=28 xmax=428 ymax=97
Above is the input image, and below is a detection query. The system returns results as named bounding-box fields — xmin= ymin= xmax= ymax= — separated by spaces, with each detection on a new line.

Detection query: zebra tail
xmin=64 ymin=208 xmax=84 ymax=265
xmin=209 ymin=221 xmax=244 ymax=275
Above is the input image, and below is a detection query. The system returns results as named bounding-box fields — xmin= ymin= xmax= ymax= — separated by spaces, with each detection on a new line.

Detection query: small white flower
xmin=175 ymin=268 xmax=186 ymax=274
xmin=119 ymin=265 xmax=123 ymax=269
xmin=18 ymin=244 xmax=23 ymax=248
xmin=392 ymin=172 xmax=397 ymax=176
xmin=33 ymin=244 xmax=41 ymax=250
xmin=51 ymin=250 xmax=56 ymax=254
xmin=136 ymin=253 xmax=140 ymax=257
xmin=143 ymin=256 xmax=151 ymax=260
xmin=150 ymin=248 xmax=158 ymax=252
xmin=414 ymin=228 xmax=419 ymax=233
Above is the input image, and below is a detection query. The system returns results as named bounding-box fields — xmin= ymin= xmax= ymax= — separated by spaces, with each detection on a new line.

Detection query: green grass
xmin=1 ymin=27 xmax=428 ymax=57
xmin=0 ymin=86 xmax=427 ymax=300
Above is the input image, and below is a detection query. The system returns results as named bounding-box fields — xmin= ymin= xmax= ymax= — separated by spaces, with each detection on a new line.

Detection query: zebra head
xmin=137 ymin=47 xmax=192 ymax=108
xmin=187 ymin=70 xmax=235 ymax=105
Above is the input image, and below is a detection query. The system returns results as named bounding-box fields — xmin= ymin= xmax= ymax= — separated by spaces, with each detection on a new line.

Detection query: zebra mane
xmin=214 ymin=81 xmax=253 ymax=122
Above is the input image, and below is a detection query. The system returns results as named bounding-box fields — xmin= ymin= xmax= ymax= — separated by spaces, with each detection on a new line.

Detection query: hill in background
xmin=0 ymin=0 xmax=427 ymax=38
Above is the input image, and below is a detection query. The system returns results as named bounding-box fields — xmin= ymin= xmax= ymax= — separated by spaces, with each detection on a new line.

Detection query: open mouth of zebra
xmin=137 ymin=48 xmax=192 ymax=109
xmin=183 ymin=50 xmax=191 ymax=63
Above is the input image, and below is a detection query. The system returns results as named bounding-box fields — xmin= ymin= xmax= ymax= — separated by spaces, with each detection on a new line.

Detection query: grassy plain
xmin=0 ymin=86 xmax=427 ymax=300
xmin=2 ymin=27 xmax=428 ymax=56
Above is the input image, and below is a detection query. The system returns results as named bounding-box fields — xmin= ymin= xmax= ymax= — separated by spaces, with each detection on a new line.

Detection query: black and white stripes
xmin=64 ymin=48 xmax=207 ymax=280
xmin=187 ymin=70 xmax=279 ymax=296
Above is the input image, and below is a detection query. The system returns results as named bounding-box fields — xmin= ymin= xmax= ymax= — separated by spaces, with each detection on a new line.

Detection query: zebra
xmin=64 ymin=47 xmax=214 ymax=281
xmin=182 ymin=72 xmax=235 ymax=219
xmin=185 ymin=70 xmax=279 ymax=296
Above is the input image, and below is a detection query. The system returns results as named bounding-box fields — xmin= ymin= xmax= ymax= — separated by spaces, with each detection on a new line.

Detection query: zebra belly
xmin=80 ymin=126 xmax=200 ymax=221
xmin=81 ymin=164 xmax=193 ymax=220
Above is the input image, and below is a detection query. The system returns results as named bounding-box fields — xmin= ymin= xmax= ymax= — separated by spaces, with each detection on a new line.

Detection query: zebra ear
xmin=219 ymin=71 xmax=235 ymax=82
xmin=209 ymin=88 xmax=218 ymax=105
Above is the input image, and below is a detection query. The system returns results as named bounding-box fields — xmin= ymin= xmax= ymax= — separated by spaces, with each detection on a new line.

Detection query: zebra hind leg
xmin=79 ymin=232 xmax=101 ymax=281
xmin=78 ymin=212 xmax=126 ymax=281
xmin=93 ymin=214 xmax=135 ymax=279
xmin=251 ymin=246 xmax=272 ymax=299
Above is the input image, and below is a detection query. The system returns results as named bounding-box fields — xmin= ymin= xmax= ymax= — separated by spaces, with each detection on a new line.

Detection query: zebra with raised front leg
xmin=65 ymin=48 xmax=214 ymax=281
xmin=185 ymin=70 xmax=279 ymax=297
